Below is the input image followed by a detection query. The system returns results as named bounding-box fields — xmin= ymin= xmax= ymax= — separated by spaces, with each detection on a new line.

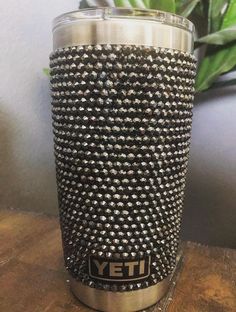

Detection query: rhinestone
xmin=50 ymin=44 xmax=196 ymax=292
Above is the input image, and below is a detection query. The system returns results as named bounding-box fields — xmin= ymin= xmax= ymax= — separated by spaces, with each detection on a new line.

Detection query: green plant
xmin=79 ymin=0 xmax=236 ymax=92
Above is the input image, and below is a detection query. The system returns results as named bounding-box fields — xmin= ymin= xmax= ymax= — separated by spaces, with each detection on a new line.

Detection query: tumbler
xmin=50 ymin=7 xmax=196 ymax=312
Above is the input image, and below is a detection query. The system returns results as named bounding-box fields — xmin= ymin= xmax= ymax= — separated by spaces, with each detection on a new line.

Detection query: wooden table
xmin=0 ymin=210 xmax=235 ymax=312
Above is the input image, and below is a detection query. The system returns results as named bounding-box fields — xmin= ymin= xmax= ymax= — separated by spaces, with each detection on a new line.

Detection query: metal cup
xmin=50 ymin=7 xmax=196 ymax=312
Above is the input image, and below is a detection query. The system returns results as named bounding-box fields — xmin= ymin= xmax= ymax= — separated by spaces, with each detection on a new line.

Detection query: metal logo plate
xmin=89 ymin=256 xmax=151 ymax=282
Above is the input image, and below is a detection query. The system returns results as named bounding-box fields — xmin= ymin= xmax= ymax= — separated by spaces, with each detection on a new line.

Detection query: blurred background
xmin=0 ymin=0 xmax=235 ymax=248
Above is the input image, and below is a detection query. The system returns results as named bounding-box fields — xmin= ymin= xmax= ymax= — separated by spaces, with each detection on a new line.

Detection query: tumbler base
xmin=70 ymin=276 xmax=171 ymax=312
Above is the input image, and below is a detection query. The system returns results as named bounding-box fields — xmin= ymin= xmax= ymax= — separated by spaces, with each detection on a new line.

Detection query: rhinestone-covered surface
xmin=50 ymin=44 xmax=196 ymax=291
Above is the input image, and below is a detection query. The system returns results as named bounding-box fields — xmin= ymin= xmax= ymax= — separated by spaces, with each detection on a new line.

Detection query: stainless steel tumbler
xmin=50 ymin=7 xmax=196 ymax=312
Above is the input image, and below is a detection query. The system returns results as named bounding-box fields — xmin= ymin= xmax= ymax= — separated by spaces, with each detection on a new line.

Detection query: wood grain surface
xmin=0 ymin=209 xmax=235 ymax=312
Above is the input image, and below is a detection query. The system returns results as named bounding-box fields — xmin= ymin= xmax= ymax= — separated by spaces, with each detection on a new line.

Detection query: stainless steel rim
xmin=70 ymin=275 xmax=171 ymax=312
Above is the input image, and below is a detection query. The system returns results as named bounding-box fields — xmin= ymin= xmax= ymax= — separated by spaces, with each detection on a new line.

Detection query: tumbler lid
xmin=53 ymin=7 xmax=194 ymax=53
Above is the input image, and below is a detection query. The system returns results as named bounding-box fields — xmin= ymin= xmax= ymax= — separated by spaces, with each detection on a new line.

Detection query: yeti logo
xmin=89 ymin=256 xmax=151 ymax=282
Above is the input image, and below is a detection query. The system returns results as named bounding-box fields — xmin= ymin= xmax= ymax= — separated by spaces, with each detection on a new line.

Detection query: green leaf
xmin=222 ymin=0 xmax=236 ymax=28
xmin=194 ymin=0 xmax=208 ymax=19
xmin=196 ymin=43 xmax=236 ymax=92
xmin=212 ymin=78 xmax=236 ymax=89
xmin=208 ymin=0 xmax=229 ymax=33
xmin=128 ymin=0 xmax=146 ymax=8
xmin=197 ymin=25 xmax=236 ymax=45
xmin=196 ymin=0 xmax=236 ymax=91
xmin=81 ymin=0 xmax=176 ymax=12
xmin=176 ymin=0 xmax=200 ymax=17
xmin=148 ymin=0 xmax=175 ymax=12
xmin=43 ymin=68 xmax=50 ymax=77
xmin=143 ymin=0 xmax=150 ymax=6
xmin=79 ymin=0 xmax=116 ymax=9
xmin=114 ymin=0 xmax=132 ymax=7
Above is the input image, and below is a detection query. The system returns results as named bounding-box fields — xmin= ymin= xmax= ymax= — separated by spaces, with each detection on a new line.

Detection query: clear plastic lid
xmin=53 ymin=7 xmax=194 ymax=33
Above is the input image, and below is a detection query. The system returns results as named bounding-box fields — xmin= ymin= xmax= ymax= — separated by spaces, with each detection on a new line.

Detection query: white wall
xmin=0 ymin=1 xmax=235 ymax=248
xmin=0 ymin=0 xmax=78 ymax=213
